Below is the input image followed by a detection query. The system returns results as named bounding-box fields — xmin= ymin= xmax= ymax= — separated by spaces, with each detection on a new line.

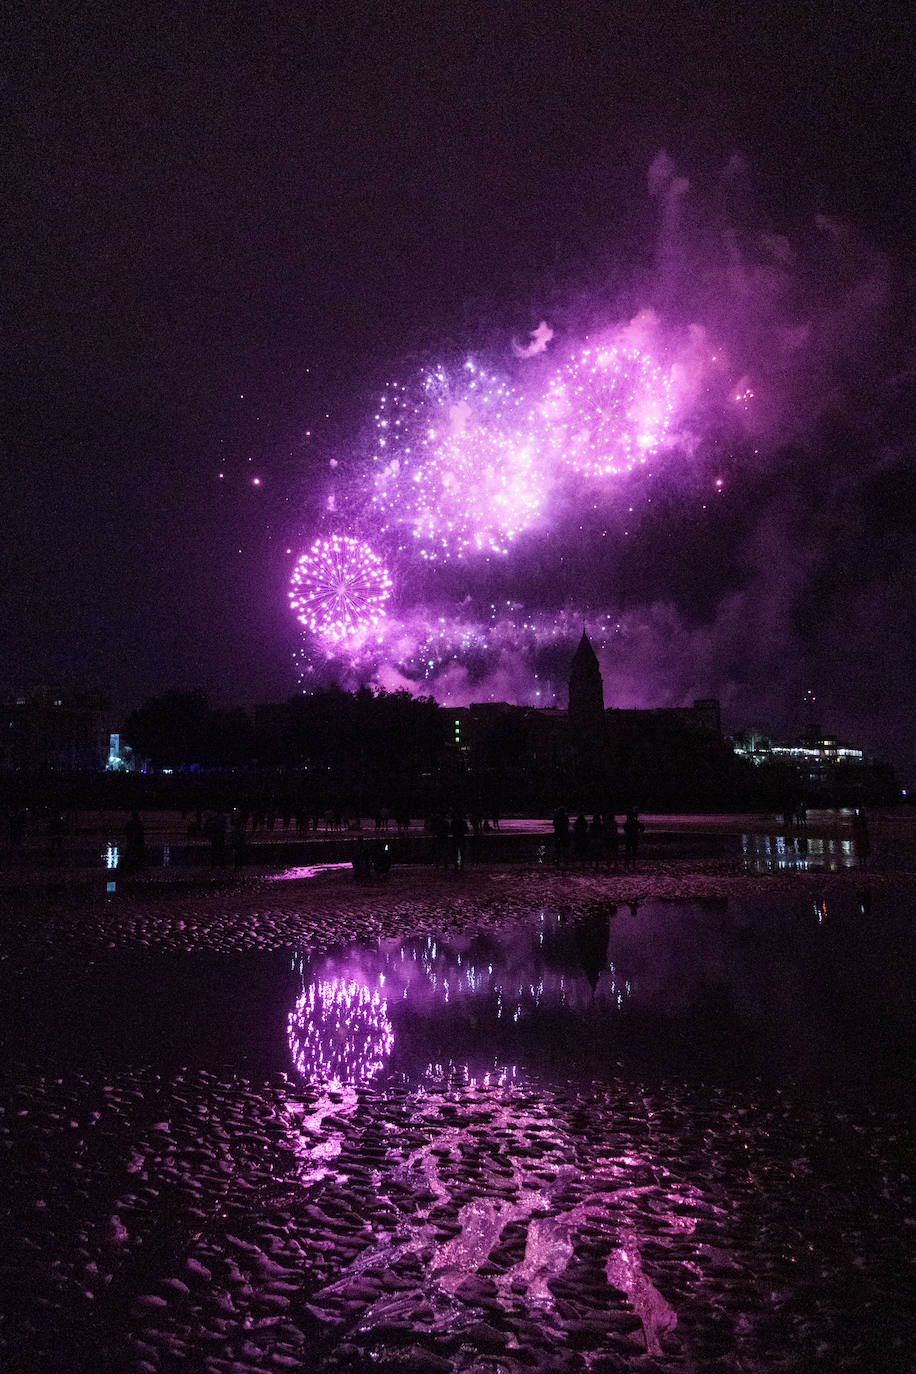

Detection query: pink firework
xmin=370 ymin=362 xmax=547 ymax=560
xmin=542 ymin=343 xmax=673 ymax=478
xmin=289 ymin=535 xmax=392 ymax=643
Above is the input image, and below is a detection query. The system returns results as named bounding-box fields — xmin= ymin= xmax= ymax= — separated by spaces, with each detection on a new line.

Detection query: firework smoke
xmin=286 ymin=152 xmax=912 ymax=766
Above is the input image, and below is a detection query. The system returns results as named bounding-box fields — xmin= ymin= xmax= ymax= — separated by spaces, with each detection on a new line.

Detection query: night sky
xmin=2 ymin=2 xmax=913 ymax=778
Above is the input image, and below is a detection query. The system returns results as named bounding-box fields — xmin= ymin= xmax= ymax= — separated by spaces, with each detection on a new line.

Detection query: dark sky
xmin=1 ymin=2 xmax=913 ymax=775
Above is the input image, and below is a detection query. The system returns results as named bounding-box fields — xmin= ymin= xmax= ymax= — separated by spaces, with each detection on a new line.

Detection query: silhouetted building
xmin=448 ymin=635 xmax=723 ymax=792
xmin=568 ymin=630 xmax=605 ymax=737
xmin=0 ymin=687 xmax=109 ymax=772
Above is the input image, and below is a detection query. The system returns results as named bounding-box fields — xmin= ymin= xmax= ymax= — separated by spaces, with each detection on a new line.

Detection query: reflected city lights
xmin=741 ymin=833 xmax=860 ymax=873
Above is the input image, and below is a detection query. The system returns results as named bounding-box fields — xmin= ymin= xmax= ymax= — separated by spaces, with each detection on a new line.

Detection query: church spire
xmin=568 ymin=631 xmax=605 ymax=735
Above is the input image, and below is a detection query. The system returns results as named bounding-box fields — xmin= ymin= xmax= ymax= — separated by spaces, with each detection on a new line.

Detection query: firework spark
xmin=288 ymin=534 xmax=392 ymax=644
xmin=369 ymin=362 xmax=547 ymax=560
xmin=289 ymin=330 xmax=696 ymax=689
xmin=541 ymin=343 xmax=673 ymax=478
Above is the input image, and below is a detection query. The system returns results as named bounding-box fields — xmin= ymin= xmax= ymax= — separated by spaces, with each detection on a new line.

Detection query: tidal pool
xmin=1 ymin=889 xmax=914 ymax=1372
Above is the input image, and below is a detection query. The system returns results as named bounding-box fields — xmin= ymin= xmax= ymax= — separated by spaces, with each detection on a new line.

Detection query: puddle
xmin=3 ymin=891 xmax=913 ymax=1089
xmin=742 ymin=831 xmax=861 ymax=872
xmin=281 ymin=893 xmax=916 ymax=1089
xmin=266 ymin=862 xmax=354 ymax=880
xmin=3 ymin=888 xmax=915 ymax=1372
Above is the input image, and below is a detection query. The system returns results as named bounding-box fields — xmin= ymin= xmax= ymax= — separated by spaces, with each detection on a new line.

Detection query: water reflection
xmin=574 ymin=906 xmax=611 ymax=991
xmin=287 ymin=975 xmax=394 ymax=1084
xmin=288 ymin=910 xmax=638 ymax=1088
xmin=287 ymin=891 xmax=915 ymax=1092
xmin=742 ymin=832 xmax=859 ymax=872
xmin=268 ymin=862 xmax=353 ymax=881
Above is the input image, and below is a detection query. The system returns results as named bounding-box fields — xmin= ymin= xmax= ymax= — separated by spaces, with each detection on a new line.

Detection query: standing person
xmin=623 ymin=809 xmax=644 ymax=861
xmin=352 ymin=834 xmax=371 ymax=881
xmin=589 ymin=814 xmax=605 ymax=869
xmin=431 ymin=812 xmax=451 ymax=869
xmin=604 ymin=814 xmax=620 ymax=866
xmin=553 ymin=807 xmax=570 ymax=868
xmin=47 ymin=808 xmax=65 ymax=862
xmin=207 ymin=810 xmax=227 ymax=867
xmin=852 ymin=808 xmax=871 ymax=868
xmin=230 ymin=810 xmax=248 ymax=868
xmin=573 ymin=813 xmax=590 ymax=865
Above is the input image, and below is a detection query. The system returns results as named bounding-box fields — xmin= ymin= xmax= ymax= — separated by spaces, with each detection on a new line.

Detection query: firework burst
xmin=542 ymin=343 xmax=673 ymax=478
xmin=288 ymin=534 xmax=393 ymax=644
xmin=369 ymin=362 xmax=546 ymax=560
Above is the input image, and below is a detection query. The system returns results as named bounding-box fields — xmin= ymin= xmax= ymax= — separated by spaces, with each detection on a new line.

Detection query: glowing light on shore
xmin=370 ymin=363 xmax=547 ymax=560
xmin=542 ymin=344 xmax=673 ymax=478
xmin=288 ymin=535 xmax=392 ymax=643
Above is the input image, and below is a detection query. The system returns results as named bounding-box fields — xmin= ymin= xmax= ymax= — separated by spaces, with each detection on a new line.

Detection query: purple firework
xmin=369 ymin=362 xmax=547 ymax=560
xmin=542 ymin=343 xmax=674 ymax=477
xmin=289 ymin=535 xmax=393 ymax=643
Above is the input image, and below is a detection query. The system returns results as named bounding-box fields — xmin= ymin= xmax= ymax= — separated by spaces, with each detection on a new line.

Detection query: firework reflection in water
xmin=287 ymin=975 xmax=395 ymax=1086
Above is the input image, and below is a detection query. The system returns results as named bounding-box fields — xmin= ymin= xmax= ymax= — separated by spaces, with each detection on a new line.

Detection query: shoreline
xmin=0 ymin=851 xmax=904 ymax=962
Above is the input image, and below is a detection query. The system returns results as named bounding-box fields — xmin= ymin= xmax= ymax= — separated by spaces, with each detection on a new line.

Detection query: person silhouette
xmin=588 ymin=814 xmax=605 ymax=869
xmin=432 ymin=812 xmax=451 ymax=869
xmin=604 ymin=814 xmax=619 ymax=865
xmin=573 ymin=813 xmax=589 ymax=864
xmin=553 ymin=807 xmax=570 ymax=868
xmin=623 ymin=809 xmax=644 ymax=861
xmin=124 ymin=810 xmax=146 ymax=871
xmin=207 ymin=810 xmax=227 ymax=867
xmin=450 ymin=812 xmax=468 ymax=869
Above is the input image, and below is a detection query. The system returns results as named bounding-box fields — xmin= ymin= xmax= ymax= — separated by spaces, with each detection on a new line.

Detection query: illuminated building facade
xmin=730 ymin=726 xmax=893 ymax=802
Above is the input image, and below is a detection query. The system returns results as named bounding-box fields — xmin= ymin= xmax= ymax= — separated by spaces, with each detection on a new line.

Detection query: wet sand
xmin=1 ymin=842 xmax=914 ymax=1373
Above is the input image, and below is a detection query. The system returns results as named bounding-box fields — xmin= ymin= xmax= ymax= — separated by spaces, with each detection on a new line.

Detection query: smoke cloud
xmin=294 ymin=152 xmax=915 ymax=779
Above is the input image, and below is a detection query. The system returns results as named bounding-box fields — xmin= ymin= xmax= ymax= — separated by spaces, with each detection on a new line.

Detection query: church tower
xmin=568 ymin=631 xmax=605 ymax=736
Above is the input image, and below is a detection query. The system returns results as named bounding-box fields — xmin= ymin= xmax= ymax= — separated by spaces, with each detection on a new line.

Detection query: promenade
xmin=2 ymin=807 xmax=910 ymax=888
